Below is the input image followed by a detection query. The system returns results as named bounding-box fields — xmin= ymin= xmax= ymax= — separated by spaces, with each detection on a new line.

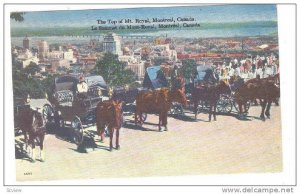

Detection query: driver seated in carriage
xmin=77 ymin=76 xmax=89 ymax=99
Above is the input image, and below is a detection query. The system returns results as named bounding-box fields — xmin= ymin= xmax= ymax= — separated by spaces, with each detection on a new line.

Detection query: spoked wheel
xmin=104 ymin=126 xmax=109 ymax=137
xmin=217 ymin=94 xmax=233 ymax=114
xmin=197 ymin=101 xmax=208 ymax=113
xmin=43 ymin=104 xmax=55 ymax=132
xmin=71 ymin=116 xmax=84 ymax=145
xmin=169 ymin=104 xmax=184 ymax=115
xmin=42 ymin=104 xmax=54 ymax=124
xmin=233 ymin=100 xmax=251 ymax=113
xmin=136 ymin=113 xmax=147 ymax=122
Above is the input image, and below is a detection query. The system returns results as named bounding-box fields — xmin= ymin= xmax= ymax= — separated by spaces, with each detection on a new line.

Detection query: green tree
xmin=10 ymin=12 xmax=25 ymax=22
xmin=93 ymin=53 xmax=136 ymax=87
xmin=181 ymin=59 xmax=197 ymax=80
xmin=23 ymin=62 xmax=40 ymax=76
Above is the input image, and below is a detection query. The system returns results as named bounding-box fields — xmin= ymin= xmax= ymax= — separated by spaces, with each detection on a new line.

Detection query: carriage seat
xmin=54 ymin=90 xmax=74 ymax=106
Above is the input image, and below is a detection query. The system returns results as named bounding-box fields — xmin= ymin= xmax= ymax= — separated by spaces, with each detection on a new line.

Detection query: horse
xmin=171 ymin=76 xmax=185 ymax=93
xmin=191 ymin=80 xmax=231 ymax=121
xmin=15 ymin=106 xmax=46 ymax=162
xmin=96 ymin=100 xmax=123 ymax=151
xmin=234 ymin=77 xmax=280 ymax=121
xmin=135 ymin=88 xmax=187 ymax=131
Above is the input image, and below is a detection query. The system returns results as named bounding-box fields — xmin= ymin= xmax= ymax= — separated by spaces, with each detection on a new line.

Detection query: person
xmin=77 ymin=76 xmax=88 ymax=98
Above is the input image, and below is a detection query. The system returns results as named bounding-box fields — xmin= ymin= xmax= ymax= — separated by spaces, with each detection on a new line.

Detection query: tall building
xmin=102 ymin=33 xmax=122 ymax=56
xmin=38 ymin=40 xmax=49 ymax=60
xmin=23 ymin=35 xmax=29 ymax=50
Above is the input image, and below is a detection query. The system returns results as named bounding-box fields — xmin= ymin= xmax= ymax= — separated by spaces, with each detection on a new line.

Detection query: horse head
xmin=32 ymin=110 xmax=45 ymax=131
xmin=218 ymin=80 xmax=232 ymax=95
xmin=112 ymin=100 xmax=123 ymax=129
xmin=170 ymin=88 xmax=188 ymax=107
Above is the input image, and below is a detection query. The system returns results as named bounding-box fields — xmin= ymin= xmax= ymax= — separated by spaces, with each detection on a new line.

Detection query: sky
xmin=10 ymin=5 xmax=277 ymax=28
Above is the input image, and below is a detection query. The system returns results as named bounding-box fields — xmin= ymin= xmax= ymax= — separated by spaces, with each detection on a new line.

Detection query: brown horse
xmin=15 ymin=106 xmax=46 ymax=162
xmin=96 ymin=100 xmax=123 ymax=151
xmin=191 ymin=80 xmax=231 ymax=121
xmin=171 ymin=76 xmax=185 ymax=93
xmin=234 ymin=77 xmax=280 ymax=121
xmin=135 ymin=88 xmax=187 ymax=131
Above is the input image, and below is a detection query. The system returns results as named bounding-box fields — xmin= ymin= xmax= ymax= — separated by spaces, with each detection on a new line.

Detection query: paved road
xmin=15 ymin=106 xmax=282 ymax=181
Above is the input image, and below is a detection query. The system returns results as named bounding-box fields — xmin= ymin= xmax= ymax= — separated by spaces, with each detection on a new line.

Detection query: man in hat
xmin=77 ymin=76 xmax=88 ymax=98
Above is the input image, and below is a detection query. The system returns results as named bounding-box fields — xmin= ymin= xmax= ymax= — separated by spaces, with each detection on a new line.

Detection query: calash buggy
xmin=111 ymin=66 xmax=178 ymax=122
xmin=186 ymin=65 xmax=250 ymax=114
xmin=43 ymin=75 xmax=109 ymax=145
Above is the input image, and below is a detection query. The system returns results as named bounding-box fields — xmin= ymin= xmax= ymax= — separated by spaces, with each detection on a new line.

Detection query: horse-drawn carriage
xmin=111 ymin=66 xmax=170 ymax=123
xmin=43 ymin=75 xmax=109 ymax=145
xmin=190 ymin=65 xmax=251 ymax=115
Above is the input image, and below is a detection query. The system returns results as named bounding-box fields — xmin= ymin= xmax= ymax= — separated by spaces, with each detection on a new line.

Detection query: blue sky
xmin=11 ymin=5 xmax=277 ymax=28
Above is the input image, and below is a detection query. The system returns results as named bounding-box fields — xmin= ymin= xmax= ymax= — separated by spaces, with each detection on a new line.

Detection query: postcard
xmin=3 ymin=3 xmax=296 ymax=187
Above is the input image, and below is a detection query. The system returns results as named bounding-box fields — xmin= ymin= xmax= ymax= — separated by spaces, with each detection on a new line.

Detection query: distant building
xmin=48 ymin=50 xmax=63 ymax=59
xmin=38 ymin=40 xmax=49 ymax=60
xmin=119 ymin=55 xmax=144 ymax=80
xmin=103 ymin=33 xmax=122 ymax=56
xmin=17 ymin=49 xmax=39 ymax=68
xmin=23 ymin=35 xmax=29 ymax=50
xmin=125 ymin=62 xmax=145 ymax=80
xmin=63 ymin=49 xmax=76 ymax=63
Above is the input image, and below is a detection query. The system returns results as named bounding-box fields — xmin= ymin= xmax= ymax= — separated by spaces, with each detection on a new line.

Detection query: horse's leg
xmin=39 ymin=134 xmax=45 ymax=162
xmin=109 ymin=127 xmax=114 ymax=151
xmin=243 ymin=102 xmax=247 ymax=116
xmin=260 ymin=99 xmax=267 ymax=121
xmin=208 ymin=102 xmax=212 ymax=122
xmin=238 ymin=102 xmax=243 ymax=118
xmin=116 ymin=128 xmax=120 ymax=150
xmin=213 ymin=102 xmax=217 ymax=121
xmin=23 ymin=131 xmax=28 ymax=152
xmin=99 ymin=124 xmax=105 ymax=142
xmin=158 ymin=112 xmax=162 ymax=132
xmin=265 ymin=99 xmax=272 ymax=119
xmin=194 ymin=100 xmax=198 ymax=120
xmin=139 ymin=111 xmax=143 ymax=125
xmin=163 ymin=112 xmax=168 ymax=131
xmin=135 ymin=109 xmax=138 ymax=125
xmin=29 ymin=136 xmax=35 ymax=162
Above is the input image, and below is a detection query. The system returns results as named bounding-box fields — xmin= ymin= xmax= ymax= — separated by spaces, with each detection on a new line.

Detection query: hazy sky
xmin=11 ymin=5 xmax=277 ymax=28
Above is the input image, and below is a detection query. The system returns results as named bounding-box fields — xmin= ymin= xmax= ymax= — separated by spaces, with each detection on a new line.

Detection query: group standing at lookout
xmin=215 ymin=54 xmax=279 ymax=83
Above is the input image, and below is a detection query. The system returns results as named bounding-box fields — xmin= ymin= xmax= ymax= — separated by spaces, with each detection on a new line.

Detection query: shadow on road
xmin=15 ymin=139 xmax=32 ymax=162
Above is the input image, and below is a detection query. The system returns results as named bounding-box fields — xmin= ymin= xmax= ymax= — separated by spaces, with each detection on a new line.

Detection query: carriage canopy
xmin=142 ymin=66 xmax=168 ymax=89
xmin=195 ymin=65 xmax=217 ymax=83
xmin=54 ymin=75 xmax=107 ymax=92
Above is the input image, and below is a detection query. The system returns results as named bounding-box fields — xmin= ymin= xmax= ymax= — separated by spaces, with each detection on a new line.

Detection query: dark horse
xmin=15 ymin=106 xmax=46 ymax=162
xmin=135 ymin=88 xmax=187 ymax=131
xmin=234 ymin=77 xmax=280 ymax=121
xmin=191 ymin=80 xmax=231 ymax=121
xmin=96 ymin=100 xmax=123 ymax=151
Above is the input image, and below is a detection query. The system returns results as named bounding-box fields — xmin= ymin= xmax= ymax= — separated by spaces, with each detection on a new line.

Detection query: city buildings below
xmin=79 ymin=53 xmax=97 ymax=66
xmin=103 ymin=33 xmax=122 ymax=56
xmin=63 ymin=49 xmax=77 ymax=63
xmin=150 ymin=44 xmax=177 ymax=63
xmin=17 ymin=49 xmax=39 ymax=68
xmin=23 ymin=35 xmax=29 ymax=50
xmin=38 ymin=40 xmax=49 ymax=60
xmin=119 ymin=55 xmax=144 ymax=80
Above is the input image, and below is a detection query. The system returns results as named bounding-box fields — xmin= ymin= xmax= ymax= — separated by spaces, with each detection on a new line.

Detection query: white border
xmin=1 ymin=2 xmax=297 ymax=188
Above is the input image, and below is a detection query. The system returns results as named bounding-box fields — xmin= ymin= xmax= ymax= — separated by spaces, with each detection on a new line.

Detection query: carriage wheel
xmin=42 ymin=104 xmax=54 ymax=124
xmin=233 ymin=100 xmax=251 ymax=113
xmin=71 ymin=116 xmax=84 ymax=145
xmin=136 ymin=113 xmax=147 ymax=122
xmin=217 ymin=95 xmax=233 ymax=113
xmin=170 ymin=104 xmax=184 ymax=115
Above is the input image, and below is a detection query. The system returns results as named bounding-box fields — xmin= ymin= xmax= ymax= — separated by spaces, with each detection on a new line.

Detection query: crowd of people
xmin=215 ymin=54 xmax=279 ymax=82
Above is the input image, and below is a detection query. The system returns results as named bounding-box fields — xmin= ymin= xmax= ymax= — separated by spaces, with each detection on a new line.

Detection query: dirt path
xmin=15 ymin=106 xmax=282 ymax=181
